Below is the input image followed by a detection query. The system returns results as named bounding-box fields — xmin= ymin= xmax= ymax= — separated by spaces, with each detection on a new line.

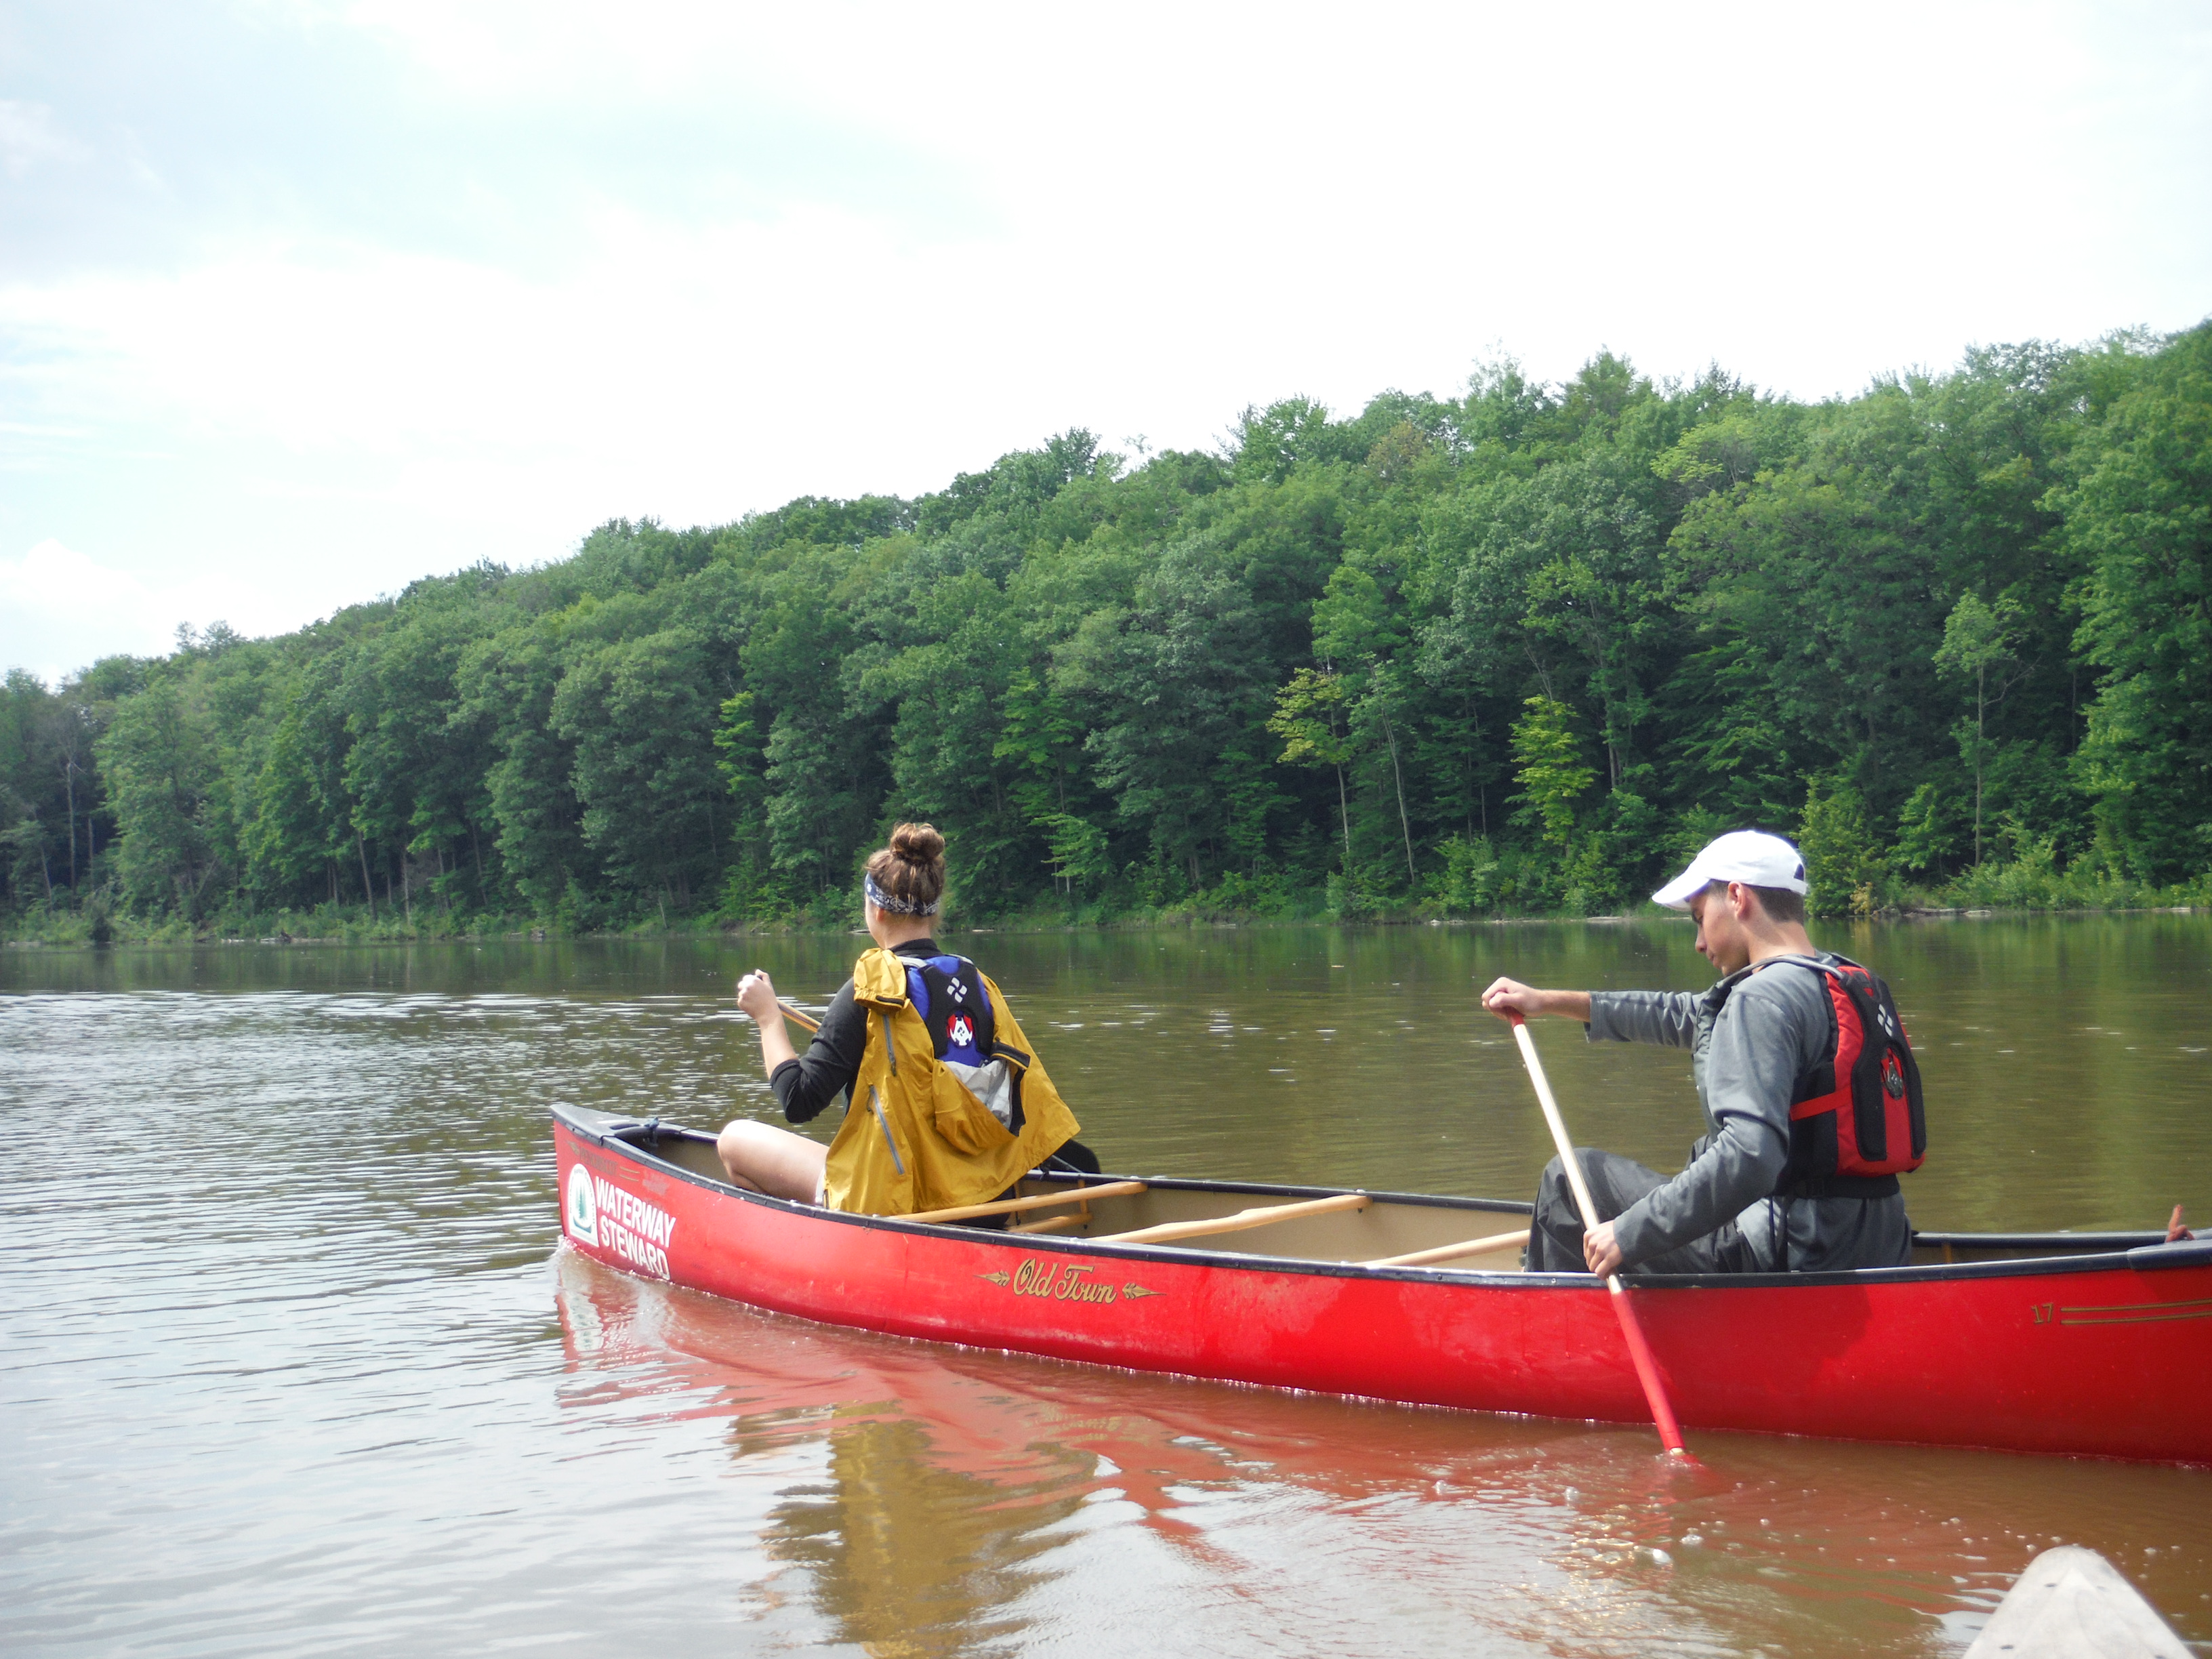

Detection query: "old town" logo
xmin=977 ymin=1258 xmax=1164 ymax=1304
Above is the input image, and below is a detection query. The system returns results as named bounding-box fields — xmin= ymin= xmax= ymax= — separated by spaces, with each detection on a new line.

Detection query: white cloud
xmin=1 ymin=539 xmax=165 ymax=684
xmin=0 ymin=538 xmax=281 ymax=683
xmin=0 ymin=101 xmax=89 ymax=180
xmin=3 ymin=537 xmax=155 ymax=617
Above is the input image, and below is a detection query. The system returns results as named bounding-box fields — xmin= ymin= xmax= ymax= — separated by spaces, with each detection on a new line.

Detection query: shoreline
xmin=3 ymin=902 xmax=2203 ymax=954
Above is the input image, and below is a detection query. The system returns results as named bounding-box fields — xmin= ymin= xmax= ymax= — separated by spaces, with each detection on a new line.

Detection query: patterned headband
xmin=864 ymin=872 xmax=939 ymax=916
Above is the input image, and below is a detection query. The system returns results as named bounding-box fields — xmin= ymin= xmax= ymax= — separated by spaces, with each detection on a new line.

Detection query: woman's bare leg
xmin=716 ymin=1120 xmax=827 ymax=1202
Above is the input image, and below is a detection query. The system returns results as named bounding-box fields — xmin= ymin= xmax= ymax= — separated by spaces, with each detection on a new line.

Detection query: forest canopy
xmin=5 ymin=321 xmax=2210 ymax=935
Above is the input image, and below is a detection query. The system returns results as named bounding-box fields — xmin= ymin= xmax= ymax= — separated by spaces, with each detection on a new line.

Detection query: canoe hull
xmin=554 ymin=1113 xmax=2212 ymax=1464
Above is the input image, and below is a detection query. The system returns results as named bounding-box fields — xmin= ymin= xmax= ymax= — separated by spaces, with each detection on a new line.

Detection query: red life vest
xmin=1777 ymin=955 xmax=1926 ymax=1197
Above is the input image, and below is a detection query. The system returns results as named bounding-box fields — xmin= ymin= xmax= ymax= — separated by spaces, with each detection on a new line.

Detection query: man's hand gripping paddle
xmin=1505 ymin=1010 xmax=1696 ymax=1462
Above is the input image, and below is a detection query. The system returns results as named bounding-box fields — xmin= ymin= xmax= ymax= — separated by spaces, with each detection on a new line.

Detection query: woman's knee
xmin=716 ymin=1120 xmax=776 ymax=1185
xmin=717 ymin=1118 xmax=822 ymax=1202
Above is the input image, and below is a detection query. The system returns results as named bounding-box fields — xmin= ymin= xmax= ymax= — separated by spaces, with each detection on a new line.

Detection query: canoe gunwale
xmin=556 ymin=1103 xmax=2200 ymax=1290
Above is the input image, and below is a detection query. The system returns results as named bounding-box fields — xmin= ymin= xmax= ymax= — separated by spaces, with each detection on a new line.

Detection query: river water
xmin=3 ymin=916 xmax=2207 ymax=1656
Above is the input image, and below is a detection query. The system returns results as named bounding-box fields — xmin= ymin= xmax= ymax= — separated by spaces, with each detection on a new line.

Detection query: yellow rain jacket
xmin=822 ymin=947 xmax=1080 ymax=1216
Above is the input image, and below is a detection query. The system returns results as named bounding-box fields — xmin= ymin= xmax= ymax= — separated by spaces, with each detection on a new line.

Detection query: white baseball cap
xmin=1652 ymin=830 xmax=1809 ymax=909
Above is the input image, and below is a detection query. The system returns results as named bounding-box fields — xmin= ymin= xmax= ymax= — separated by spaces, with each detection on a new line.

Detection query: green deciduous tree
xmin=1799 ymin=777 xmax=1887 ymax=919
xmin=2061 ymin=323 xmax=2212 ymax=883
xmin=1269 ymin=667 xmax=1355 ymax=876
xmin=98 ymin=674 xmax=224 ymax=917
xmin=1508 ymin=696 xmax=1594 ymax=853
xmin=460 ymin=621 xmax=594 ymax=918
xmin=552 ymin=624 xmax=726 ymax=915
xmin=1892 ymin=781 xmax=1961 ymax=875
xmin=1933 ymin=592 xmax=2028 ymax=864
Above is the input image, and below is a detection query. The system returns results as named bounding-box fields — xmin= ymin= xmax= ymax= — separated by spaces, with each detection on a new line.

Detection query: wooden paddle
xmin=1505 ymin=1010 xmax=1695 ymax=1462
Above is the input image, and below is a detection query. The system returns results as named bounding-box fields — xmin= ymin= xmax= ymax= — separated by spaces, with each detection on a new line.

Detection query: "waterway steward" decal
xmin=565 ymin=1162 xmax=678 ymax=1279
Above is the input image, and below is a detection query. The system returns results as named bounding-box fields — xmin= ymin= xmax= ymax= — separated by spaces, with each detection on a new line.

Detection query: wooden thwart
xmin=1100 ymin=1191 xmax=1370 ymax=1247
xmin=906 ymin=1180 xmax=1148 ymax=1227
xmin=1363 ymin=1227 xmax=1529 ymax=1269
xmin=1008 ymin=1212 xmax=1089 ymax=1235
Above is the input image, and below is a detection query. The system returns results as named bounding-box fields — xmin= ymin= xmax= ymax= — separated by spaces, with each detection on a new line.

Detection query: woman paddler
xmin=716 ymin=822 xmax=1086 ymax=1215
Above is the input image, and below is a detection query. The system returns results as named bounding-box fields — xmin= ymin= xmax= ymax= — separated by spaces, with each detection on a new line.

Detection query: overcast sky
xmin=3 ymin=0 xmax=2209 ymax=683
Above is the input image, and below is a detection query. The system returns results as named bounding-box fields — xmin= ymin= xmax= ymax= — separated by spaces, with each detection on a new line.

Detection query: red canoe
xmin=552 ymin=1104 xmax=2212 ymax=1465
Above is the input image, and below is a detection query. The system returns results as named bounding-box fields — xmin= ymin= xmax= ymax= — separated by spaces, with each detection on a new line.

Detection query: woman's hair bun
xmin=888 ymin=822 xmax=945 ymax=864
xmin=865 ymin=823 xmax=947 ymax=914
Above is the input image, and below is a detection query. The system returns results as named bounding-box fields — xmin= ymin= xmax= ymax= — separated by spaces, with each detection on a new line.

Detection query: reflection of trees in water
xmin=746 ymin=1411 xmax=1094 ymax=1658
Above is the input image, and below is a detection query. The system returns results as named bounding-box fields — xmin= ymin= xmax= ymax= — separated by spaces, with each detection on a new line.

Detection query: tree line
xmin=3 ymin=321 xmax=2207 ymax=935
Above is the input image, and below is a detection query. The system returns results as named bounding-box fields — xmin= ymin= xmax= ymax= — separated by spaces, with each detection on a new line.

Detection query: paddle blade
xmin=1606 ymin=1277 xmax=1696 ymax=1462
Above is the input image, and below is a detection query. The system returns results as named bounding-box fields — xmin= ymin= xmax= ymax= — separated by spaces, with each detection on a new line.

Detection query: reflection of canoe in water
xmin=554 ymin=1104 xmax=2212 ymax=1465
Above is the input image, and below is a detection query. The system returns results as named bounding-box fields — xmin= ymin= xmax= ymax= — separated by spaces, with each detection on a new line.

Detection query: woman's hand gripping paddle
xmin=1505 ymin=1010 xmax=1696 ymax=1462
xmin=733 ymin=969 xmax=824 ymax=1036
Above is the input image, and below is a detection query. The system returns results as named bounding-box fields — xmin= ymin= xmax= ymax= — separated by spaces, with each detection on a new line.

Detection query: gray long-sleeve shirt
xmin=1589 ymin=954 xmax=1913 ymax=1273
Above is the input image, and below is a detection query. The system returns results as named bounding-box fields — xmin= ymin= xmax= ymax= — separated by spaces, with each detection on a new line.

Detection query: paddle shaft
xmin=1506 ymin=1011 xmax=1692 ymax=1460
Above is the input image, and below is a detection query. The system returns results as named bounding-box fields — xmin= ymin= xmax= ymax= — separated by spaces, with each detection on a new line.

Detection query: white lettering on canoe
xmin=565 ymin=1169 xmax=678 ymax=1279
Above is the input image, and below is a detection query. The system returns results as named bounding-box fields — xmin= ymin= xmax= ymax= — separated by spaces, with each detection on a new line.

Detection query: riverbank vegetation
xmin=4 ymin=321 xmax=2208 ymax=940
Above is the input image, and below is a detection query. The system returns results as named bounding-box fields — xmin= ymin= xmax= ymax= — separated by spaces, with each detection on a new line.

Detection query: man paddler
xmin=1479 ymin=830 xmax=1925 ymax=1277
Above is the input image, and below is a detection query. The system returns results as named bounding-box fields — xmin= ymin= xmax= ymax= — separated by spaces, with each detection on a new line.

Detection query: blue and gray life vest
xmin=898 ymin=951 xmax=1023 ymax=1131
